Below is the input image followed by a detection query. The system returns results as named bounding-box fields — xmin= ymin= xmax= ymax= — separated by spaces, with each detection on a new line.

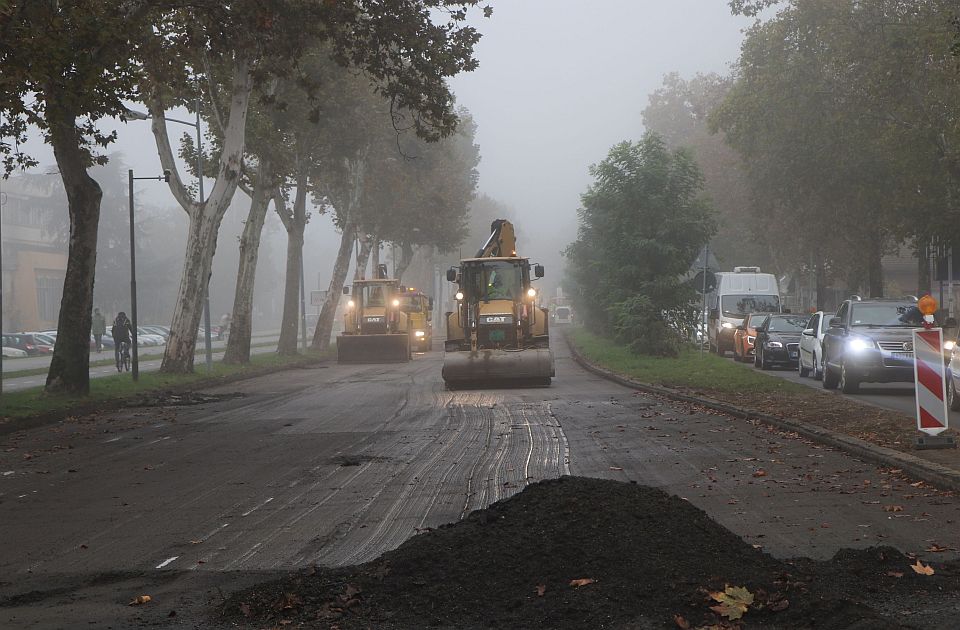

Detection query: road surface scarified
xmin=0 ymin=342 xmax=958 ymax=627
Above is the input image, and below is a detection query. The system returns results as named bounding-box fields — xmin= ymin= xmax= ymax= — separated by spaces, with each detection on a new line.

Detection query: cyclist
xmin=111 ymin=312 xmax=133 ymax=372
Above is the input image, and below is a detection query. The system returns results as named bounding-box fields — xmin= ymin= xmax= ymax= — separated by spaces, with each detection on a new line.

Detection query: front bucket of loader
xmin=442 ymin=348 xmax=555 ymax=387
xmin=337 ymin=333 xmax=411 ymax=364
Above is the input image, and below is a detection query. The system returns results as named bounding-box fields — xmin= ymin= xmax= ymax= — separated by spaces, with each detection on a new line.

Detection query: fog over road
xmin=2 ymin=338 xmax=958 ymax=627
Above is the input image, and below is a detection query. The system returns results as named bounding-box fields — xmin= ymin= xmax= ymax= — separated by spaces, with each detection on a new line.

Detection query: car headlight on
xmin=455 ymin=291 xmax=464 ymax=301
xmin=721 ymin=322 xmax=735 ymax=329
xmin=414 ymin=330 xmax=426 ymax=338
xmin=847 ymin=337 xmax=873 ymax=352
xmin=392 ymin=299 xmax=400 ymax=307
xmin=765 ymin=341 xmax=783 ymax=349
xmin=527 ymin=288 xmax=536 ymax=298
xmin=347 ymin=300 xmax=355 ymax=308
xmin=944 ymin=340 xmax=956 ymax=351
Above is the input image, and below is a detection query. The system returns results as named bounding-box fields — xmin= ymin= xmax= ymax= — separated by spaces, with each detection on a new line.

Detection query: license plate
xmin=891 ymin=352 xmax=913 ymax=361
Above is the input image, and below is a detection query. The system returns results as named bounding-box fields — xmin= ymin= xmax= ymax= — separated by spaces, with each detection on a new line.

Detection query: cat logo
xmin=365 ymin=317 xmax=384 ymax=323
xmin=483 ymin=315 xmax=512 ymax=324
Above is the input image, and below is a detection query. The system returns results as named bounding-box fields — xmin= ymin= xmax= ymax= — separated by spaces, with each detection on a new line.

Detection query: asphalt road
xmin=723 ymin=350 xmax=960 ymax=423
xmin=1 ymin=339 xmax=958 ymax=628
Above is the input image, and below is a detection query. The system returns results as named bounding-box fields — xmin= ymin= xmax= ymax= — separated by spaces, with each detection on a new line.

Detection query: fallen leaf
xmin=709 ymin=585 xmax=754 ymax=620
xmin=239 ymin=603 xmax=252 ymax=618
xmin=886 ymin=571 xmax=904 ymax=578
xmin=674 ymin=613 xmax=690 ymax=629
xmin=536 ymin=584 xmax=546 ymax=597
xmin=883 ymin=505 xmax=903 ymax=512
xmin=768 ymin=598 xmax=789 ymax=612
xmin=752 ymin=469 xmax=767 ymax=478
xmin=911 ymin=560 xmax=935 ymax=576
xmin=128 ymin=595 xmax=152 ymax=606
xmin=189 ymin=540 xmax=202 ymax=545
xmin=609 ymin=466 xmax=623 ymax=471
xmin=925 ymin=544 xmax=955 ymax=553
xmin=569 ymin=578 xmax=596 ymax=588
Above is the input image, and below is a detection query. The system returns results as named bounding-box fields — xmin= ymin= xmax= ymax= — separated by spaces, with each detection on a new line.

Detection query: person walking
xmin=111 ymin=312 xmax=133 ymax=372
xmin=91 ymin=308 xmax=106 ymax=353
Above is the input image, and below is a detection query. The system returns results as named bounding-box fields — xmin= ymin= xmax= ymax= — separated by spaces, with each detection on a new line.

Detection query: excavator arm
xmin=475 ymin=219 xmax=517 ymax=258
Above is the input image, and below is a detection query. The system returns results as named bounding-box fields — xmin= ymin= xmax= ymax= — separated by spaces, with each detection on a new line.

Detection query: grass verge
xmin=568 ymin=328 xmax=808 ymax=394
xmin=0 ymin=347 xmax=333 ymax=423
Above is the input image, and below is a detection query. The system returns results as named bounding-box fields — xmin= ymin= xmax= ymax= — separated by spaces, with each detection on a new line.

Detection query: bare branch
xmin=146 ymin=94 xmax=199 ymax=216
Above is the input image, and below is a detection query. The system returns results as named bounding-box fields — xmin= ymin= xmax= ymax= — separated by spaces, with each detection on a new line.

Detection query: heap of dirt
xmin=220 ymin=477 xmax=958 ymax=629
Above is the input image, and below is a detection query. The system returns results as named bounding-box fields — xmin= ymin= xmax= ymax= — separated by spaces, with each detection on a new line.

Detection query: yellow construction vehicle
xmin=338 ymin=265 xmax=412 ymax=363
xmin=399 ymin=287 xmax=434 ymax=352
xmin=442 ymin=219 xmax=555 ymax=386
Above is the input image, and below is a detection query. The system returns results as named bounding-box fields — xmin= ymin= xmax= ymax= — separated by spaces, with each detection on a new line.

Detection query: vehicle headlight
xmin=527 ymin=288 xmax=536 ymax=298
xmin=944 ymin=340 xmax=956 ymax=351
xmin=765 ymin=341 xmax=783 ymax=348
xmin=848 ymin=337 xmax=873 ymax=352
xmin=392 ymin=299 xmax=400 ymax=307
xmin=455 ymin=291 xmax=464 ymax=301
xmin=414 ymin=330 xmax=426 ymax=337
xmin=721 ymin=322 xmax=735 ymax=329
xmin=347 ymin=300 xmax=355 ymax=308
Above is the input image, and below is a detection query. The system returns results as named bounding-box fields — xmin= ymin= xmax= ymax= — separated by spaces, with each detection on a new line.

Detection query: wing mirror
xmin=802 ymin=328 xmax=814 ymax=336
xmin=446 ymin=268 xmax=457 ymax=282
xmin=829 ymin=316 xmax=841 ymax=327
xmin=343 ymin=286 xmax=350 ymax=295
xmin=534 ymin=264 xmax=545 ymax=278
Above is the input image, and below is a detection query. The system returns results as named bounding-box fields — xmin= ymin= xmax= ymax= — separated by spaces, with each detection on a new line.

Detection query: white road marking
xmin=155 ymin=556 xmax=178 ymax=569
xmin=147 ymin=436 xmax=171 ymax=446
xmin=241 ymin=497 xmax=274 ymax=517
xmin=3 ymin=471 xmax=14 ymax=476
xmin=104 ymin=437 xmax=122 ymax=443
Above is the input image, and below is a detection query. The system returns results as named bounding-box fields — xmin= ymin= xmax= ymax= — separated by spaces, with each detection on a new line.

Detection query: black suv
xmin=821 ymin=298 xmax=922 ymax=393
xmin=753 ymin=314 xmax=808 ymax=369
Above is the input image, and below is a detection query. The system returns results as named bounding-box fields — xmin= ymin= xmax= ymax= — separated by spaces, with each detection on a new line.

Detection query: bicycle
xmin=116 ymin=340 xmax=131 ymax=373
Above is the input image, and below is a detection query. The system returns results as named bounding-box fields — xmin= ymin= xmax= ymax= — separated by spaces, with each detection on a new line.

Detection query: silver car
xmin=798 ymin=310 xmax=834 ymax=380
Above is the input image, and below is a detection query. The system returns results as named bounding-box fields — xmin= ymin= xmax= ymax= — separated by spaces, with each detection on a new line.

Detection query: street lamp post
xmin=128 ymin=170 xmax=169 ymax=381
xmin=126 ymin=84 xmax=213 ymax=372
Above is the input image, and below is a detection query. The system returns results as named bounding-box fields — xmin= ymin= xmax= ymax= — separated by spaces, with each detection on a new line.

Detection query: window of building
xmin=36 ymin=273 xmax=65 ymax=322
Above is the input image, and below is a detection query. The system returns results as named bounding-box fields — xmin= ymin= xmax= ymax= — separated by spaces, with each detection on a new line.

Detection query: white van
xmin=708 ymin=267 xmax=781 ymax=355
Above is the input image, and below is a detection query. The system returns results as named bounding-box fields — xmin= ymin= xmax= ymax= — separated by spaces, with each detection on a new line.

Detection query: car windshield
xmin=850 ymin=303 xmax=922 ymax=327
xmin=721 ymin=294 xmax=780 ymax=316
xmin=399 ymin=295 xmax=422 ymax=313
xmin=766 ymin=315 xmax=808 ymax=332
xmin=556 ymin=307 xmax=570 ymax=317
xmin=361 ymin=284 xmax=387 ymax=307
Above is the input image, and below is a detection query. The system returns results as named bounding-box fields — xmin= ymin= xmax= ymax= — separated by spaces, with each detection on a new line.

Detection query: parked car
xmin=707 ymin=267 xmax=781 ymax=355
xmin=732 ymin=312 xmax=766 ymax=363
xmin=753 ymin=314 xmax=808 ymax=369
xmin=2 ymin=333 xmax=52 ymax=356
xmin=136 ymin=328 xmax=165 ymax=346
xmin=798 ymin=311 xmax=835 ymax=380
xmin=821 ymin=297 xmax=922 ymax=393
xmin=29 ymin=332 xmax=57 ymax=348
xmin=140 ymin=325 xmax=169 ymax=340
xmin=2 ymin=346 xmax=28 ymax=358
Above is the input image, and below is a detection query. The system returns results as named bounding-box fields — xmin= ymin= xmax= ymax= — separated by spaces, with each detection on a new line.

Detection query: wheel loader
xmin=399 ymin=287 xmax=434 ymax=352
xmin=442 ymin=219 xmax=555 ymax=387
xmin=338 ymin=265 xmax=412 ymax=363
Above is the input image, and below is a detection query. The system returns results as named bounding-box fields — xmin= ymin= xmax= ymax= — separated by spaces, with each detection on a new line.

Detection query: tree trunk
xmin=917 ymin=238 xmax=931 ymax=297
xmin=867 ymin=236 xmax=884 ymax=298
xmin=372 ymin=239 xmax=381 ymax=275
xmin=394 ymin=242 xmax=415 ymax=281
xmin=223 ymin=161 xmax=273 ymax=364
xmin=150 ymin=55 xmax=253 ymax=373
xmin=161 ymin=211 xmax=221 ymax=372
xmin=354 ymin=234 xmax=373 ymax=281
xmin=44 ymin=108 xmax=101 ymax=396
xmin=815 ymin=260 xmax=827 ymax=311
xmin=311 ymin=217 xmax=355 ymax=350
xmin=276 ymin=168 xmax=309 ymax=356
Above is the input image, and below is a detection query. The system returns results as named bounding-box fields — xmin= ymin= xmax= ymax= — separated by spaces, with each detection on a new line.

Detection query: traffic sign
xmin=692 ymin=270 xmax=717 ymax=294
xmin=912 ymin=328 xmax=949 ymax=436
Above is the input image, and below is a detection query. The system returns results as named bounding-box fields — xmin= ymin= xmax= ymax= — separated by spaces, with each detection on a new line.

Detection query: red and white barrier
xmin=912 ymin=328 xmax=949 ymax=436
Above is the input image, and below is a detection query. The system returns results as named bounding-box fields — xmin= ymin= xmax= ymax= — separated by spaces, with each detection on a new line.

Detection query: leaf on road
xmin=673 ymin=613 xmax=690 ymax=629
xmin=925 ymin=544 xmax=955 ymax=553
xmin=886 ymin=571 xmax=904 ymax=578
xmin=239 ymin=603 xmax=252 ymax=617
xmin=752 ymin=469 xmax=767 ymax=478
xmin=882 ymin=505 xmax=903 ymax=512
xmin=768 ymin=598 xmax=789 ymax=612
xmin=709 ymin=585 xmax=754 ymax=620
xmin=128 ymin=595 xmax=152 ymax=606
xmin=569 ymin=578 xmax=596 ymax=588
xmin=609 ymin=466 xmax=623 ymax=471
xmin=536 ymin=584 xmax=546 ymax=597
xmin=911 ymin=560 xmax=935 ymax=576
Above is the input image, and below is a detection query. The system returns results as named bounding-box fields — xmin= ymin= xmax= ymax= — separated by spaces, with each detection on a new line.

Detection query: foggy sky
xmin=449 ymin=0 xmax=754 ymax=284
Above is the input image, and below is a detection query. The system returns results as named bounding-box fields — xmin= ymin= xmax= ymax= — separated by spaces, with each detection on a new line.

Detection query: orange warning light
xmin=918 ymin=294 xmax=938 ymax=316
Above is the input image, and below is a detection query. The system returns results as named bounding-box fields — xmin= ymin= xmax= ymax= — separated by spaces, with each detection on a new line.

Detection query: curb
xmin=563 ymin=331 xmax=960 ymax=493
xmin=0 ymin=354 xmax=333 ymax=437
